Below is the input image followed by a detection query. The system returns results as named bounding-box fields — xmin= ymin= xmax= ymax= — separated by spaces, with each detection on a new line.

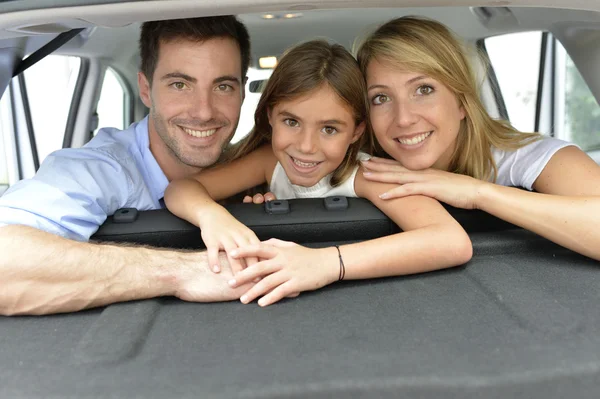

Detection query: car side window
xmin=23 ymin=55 xmax=81 ymax=163
xmin=484 ymin=31 xmax=600 ymax=153
xmin=484 ymin=32 xmax=542 ymax=133
xmin=232 ymin=67 xmax=273 ymax=144
xmin=94 ymin=67 xmax=130 ymax=136
xmin=562 ymin=53 xmax=600 ymax=151
xmin=0 ymin=87 xmax=11 ymax=192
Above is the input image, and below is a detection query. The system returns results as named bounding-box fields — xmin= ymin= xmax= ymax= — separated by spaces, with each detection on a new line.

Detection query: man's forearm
xmin=0 ymin=225 xmax=184 ymax=315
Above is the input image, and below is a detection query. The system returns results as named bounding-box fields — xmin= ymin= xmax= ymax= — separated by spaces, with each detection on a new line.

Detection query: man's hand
xmin=173 ymin=251 xmax=256 ymax=303
xmin=242 ymin=192 xmax=277 ymax=204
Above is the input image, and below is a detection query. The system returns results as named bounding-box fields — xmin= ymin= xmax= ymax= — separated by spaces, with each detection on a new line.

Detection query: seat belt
xmin=12 ymin=28 xmax=84 ymax=77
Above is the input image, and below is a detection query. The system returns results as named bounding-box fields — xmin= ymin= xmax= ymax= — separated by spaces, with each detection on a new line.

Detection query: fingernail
xmin=363 ymin=171 xmax=372 ymax=176
xmin=379 ymin=192 xmax=389 ymax=199
xmin=258 ymin=298 xmax=265 ymax=307
xmin=240 ymin=295 xmax=248 ymax=304
xmin=213 ymin=265 xmax=220 ymax=272
xmin=228 ymin=279 xmax=236 ymax=286
xmin=230 ymin=249 xmax=238 ymax=257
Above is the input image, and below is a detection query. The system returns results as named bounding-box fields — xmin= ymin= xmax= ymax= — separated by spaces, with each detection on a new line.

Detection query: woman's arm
xmin=227 ymin=167 xmax=472 ymax=306
xmin=164 ymin=144 xmax=278 ymax=272
xmin=363 ymin=147 xmax=600 ymax=260
xmin=476 ymin=146 xmax=600 ymax=259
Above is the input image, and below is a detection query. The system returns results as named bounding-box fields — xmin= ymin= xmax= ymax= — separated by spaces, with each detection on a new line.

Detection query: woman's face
xmin=366 ymin=59 xmax=465 ymax=171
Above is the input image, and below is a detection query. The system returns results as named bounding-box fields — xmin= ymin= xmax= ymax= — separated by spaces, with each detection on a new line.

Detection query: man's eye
xmin=372 ymin=94 xmax=390 ymax=105
xmin=417 ymin=85 xmax=434 ymax=95
xmin=172 ymin=82 xmax=186 ymax=90
xmin=284 ymin=119 xmax=299 ymax=127
xmin=322 ymin=126 xmax=338 ymax=135
xmin=216 ymin=84 xmax=233 ymax=92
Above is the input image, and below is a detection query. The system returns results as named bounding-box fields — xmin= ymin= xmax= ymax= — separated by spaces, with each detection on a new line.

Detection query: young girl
xmin=165 ymin=40 xmax=472 ymax=306
xmin=355 ymin=16 xmax=600 ymax=261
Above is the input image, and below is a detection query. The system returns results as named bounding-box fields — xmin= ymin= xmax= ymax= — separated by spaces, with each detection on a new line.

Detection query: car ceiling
xmin=1 ymin=0 xmax=600 ymax=101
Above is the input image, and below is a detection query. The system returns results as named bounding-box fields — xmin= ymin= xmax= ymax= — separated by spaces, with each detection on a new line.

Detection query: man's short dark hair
xmin=139 ymin=15 xmax=251 ymax=85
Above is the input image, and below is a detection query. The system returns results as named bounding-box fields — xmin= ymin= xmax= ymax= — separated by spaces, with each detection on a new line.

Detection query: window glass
xmin=485 ymin=32 xmax=542 ymax=133
xmin=560 ymin=45 xmax=600 ymax=151
xmin=0 ymin=88 xmax=12 ymax=187
xmin=23 ymin=55 xmax=81 ymax=162
xmin=232 ymin=67 xmax=273 ymax=144
xmin=95 ymin=67 xmax=127 ymax=135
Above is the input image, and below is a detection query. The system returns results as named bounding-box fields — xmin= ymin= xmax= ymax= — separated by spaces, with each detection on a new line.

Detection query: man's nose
xmin=395 ymin=99 xmax=420 ymax=128
xmin=298 ymin=130 xmax=318 ymax=154
xmin=190 ymin=91 xmax=216 ymax=121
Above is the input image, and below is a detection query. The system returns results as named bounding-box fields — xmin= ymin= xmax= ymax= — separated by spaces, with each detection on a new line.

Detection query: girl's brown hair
xmin=225 ymin=39 xmax=372 ymax=186
xmin=355 ymin=16 xmax=540 ymax=182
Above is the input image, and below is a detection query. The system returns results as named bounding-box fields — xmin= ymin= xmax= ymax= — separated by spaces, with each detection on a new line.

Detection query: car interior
xmin=1 ymin=0 xmax=600 ymax=397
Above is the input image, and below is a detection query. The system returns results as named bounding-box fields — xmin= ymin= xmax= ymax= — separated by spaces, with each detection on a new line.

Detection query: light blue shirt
xmin=0 ymin=117 xmax=168 ymax=241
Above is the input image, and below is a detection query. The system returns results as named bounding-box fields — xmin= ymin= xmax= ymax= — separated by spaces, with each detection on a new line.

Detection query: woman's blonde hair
xmin=355 ymin=16 xmax=540 ymax=182
xmin=224 ymin=39 xmax=372 ymax=186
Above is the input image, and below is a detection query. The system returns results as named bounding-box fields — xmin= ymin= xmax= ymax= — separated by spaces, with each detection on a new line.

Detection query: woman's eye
xmin=284 ymin=118 xmax=299 ymax=127
xmin=417 ymin=85 xmax=434 ymax=95
xmin=172 ymin=82 xmax=186 ymax=90
xmin=322 ymin=126 xmax=338 ymax=135
xmin=372 ymin=94 xmax=390 ymax=105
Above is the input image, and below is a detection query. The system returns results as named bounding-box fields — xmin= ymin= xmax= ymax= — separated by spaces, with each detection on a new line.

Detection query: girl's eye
xmin=372 ymin=94 xmax=390 ymax=105
xmin=416 ymin=85 xmax=434 ymax=96
xmin=322 ymin=126 xmax=338 ymax=135
xmin=172 ymin=82 xmax=186 ymax=90
xmin=284 ymin=118 xmax=299 ymax=127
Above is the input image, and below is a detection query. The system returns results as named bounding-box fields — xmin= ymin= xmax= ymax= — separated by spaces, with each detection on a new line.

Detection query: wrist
xmin=474 ymin=180 xmax=495 ymax=211
xmin=157 ymin=250 xmax=208 ymax=298
xmin=322 ymin=246 xmax=344 ymax=285
xmin=196 ymin=202 xmax=227 ymax=226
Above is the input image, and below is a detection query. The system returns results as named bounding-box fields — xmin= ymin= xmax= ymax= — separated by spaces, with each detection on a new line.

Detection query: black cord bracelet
xmin=334 ymin=245 xmax=346 ymax=281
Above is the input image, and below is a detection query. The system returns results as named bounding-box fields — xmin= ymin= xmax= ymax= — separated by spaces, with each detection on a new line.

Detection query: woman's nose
xmin=395 ymin=99 xmax=420 ymax=127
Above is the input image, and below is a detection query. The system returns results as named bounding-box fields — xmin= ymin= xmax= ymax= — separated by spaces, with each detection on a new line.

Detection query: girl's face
xmin=366 ymin=59 xmax=465 ymax=171
xmin=269 ymin=85 xmax=364 ymax=187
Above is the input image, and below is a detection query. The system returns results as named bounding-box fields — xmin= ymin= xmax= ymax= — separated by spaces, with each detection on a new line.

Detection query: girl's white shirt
xmin=270 ymin=152 xmax=371 ymax=199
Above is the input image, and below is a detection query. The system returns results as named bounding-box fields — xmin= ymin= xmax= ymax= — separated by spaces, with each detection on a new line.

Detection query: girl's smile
xmin=269 ymin=84 xmax=364 ymax=187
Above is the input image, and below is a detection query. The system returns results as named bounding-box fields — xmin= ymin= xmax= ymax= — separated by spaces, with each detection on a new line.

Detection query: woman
xmin=356 ymin=16 xmax=600 ymax=260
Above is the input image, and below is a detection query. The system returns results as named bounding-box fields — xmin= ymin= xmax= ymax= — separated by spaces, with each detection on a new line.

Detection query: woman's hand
xmin=227 ymin=239 xmax=339 ymax=307
xmin=361 ymin=157 xmax=488 ymax=210
xmin=198 ymin=205 xmax=260 ymax=274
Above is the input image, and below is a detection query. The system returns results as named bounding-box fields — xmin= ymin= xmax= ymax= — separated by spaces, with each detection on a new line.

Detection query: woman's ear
xmin=351 ymin=121 xmax=366 ymax=143
xmin=267 ymin=107 xmax=274 ymax=127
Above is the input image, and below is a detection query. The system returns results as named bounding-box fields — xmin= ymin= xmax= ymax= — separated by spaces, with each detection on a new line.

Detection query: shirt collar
xmin=136 ymin=116 xmax=169 ymax=206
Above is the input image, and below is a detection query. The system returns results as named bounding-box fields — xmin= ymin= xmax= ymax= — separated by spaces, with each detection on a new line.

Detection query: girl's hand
xmin=362 ymin=157 xmax=488 ymax=210
xmin=242 ymin=192 xmax=277 ymax=204
xmin=227 ymin=238 xmax=339 ymax=307
xmin=198 ymin=206 xmax=260 ymax=274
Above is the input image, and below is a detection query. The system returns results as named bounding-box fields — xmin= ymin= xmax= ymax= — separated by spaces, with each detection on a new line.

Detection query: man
xmin=0 ymin=16 xmax=267 ymax=315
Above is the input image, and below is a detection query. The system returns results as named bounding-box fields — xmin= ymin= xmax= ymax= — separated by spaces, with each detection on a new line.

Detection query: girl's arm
xmin=364 ymin=146 xmax=600 ymax=261
xmin=164 ymin=144 xmax=278 ymax=272
xmin=227 ymin=166 xmax=472 ymax=306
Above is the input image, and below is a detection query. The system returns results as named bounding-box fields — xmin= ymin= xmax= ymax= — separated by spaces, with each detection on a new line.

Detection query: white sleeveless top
xmin=269 ymin=152 xmax=371 ymax=200
xmin=492 ymin=137 xmax=576 ymax=189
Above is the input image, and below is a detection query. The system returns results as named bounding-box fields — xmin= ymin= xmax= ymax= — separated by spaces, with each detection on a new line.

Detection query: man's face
xmin=138 ymin=37 xmax=244 ymax=178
